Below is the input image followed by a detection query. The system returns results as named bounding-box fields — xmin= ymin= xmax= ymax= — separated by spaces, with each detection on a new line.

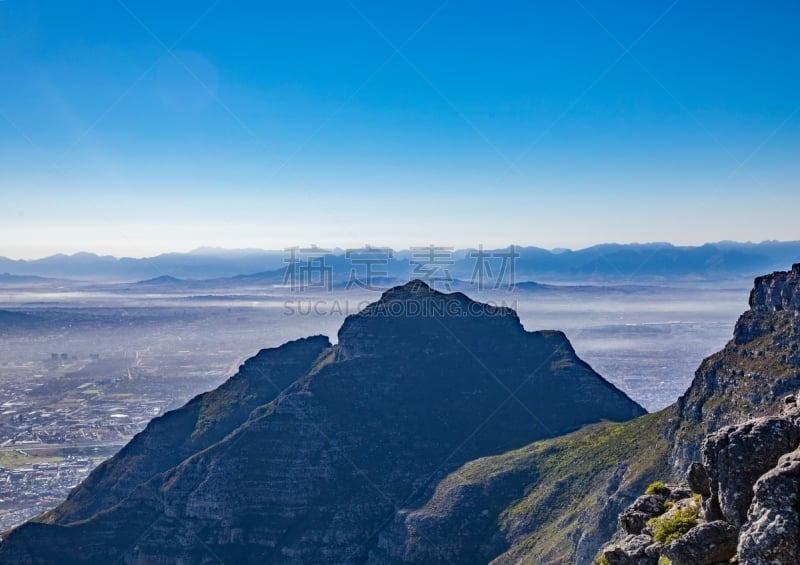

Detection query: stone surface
xmin=619 ymin=494 xmax=666 ymax=535
xmin=664 ymin=484 xmax=693 ymax=502
xmin=739 ymin=450 xmax=800 ymax=565
xmin=662 ymin=520 xmax=737 ymax=565
xmin=601 ymin=534 xmax=658 ymax=565
xmin=686 ymin=462 xmax=711 ymax=497
xmin=702 ymin=416 xmax=800 ymax=526
xmin=748 ymin=263 xmax=800 ymax=314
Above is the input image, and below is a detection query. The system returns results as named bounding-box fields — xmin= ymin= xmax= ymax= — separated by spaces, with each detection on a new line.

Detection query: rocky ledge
xmin=749 ymin=263 xmax=800 ymax=314
xmin=672 ymin=263 xmax=800 ymax=473
xmin=600 ymin=392 xmax=800 ymax=565
xmin=735 ymin=263 xmax=800 ymax=345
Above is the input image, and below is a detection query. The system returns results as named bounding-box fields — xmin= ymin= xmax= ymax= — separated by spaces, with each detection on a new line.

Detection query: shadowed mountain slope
xmin=381 ymin=265 xmax=800 ymax=564
xmin=0 ymin=280 xmax=643 ymax=564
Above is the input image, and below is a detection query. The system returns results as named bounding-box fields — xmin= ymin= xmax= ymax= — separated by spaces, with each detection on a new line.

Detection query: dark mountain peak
xmin=367 ymin=278 xmax=518 ymax=316
xmin=0 ymin=285 xmax=645 ymax=564
xmin=387 ymin=278 xmax=432 ymax=294
xmin=366 ymin=279 xmax=482 ymax=307
xmin=336 ymin=280 xmax=523 ymax=361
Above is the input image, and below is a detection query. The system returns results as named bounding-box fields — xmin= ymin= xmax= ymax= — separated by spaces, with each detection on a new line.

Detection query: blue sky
xmin=1 ymin=1 xmax=799 ymax=258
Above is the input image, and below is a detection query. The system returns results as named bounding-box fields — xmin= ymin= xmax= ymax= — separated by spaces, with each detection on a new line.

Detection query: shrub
xmin=648 ymin=508 xmax=698 ymax=544
xmin=645 ymin=481 xmax=669 ymax=495
xmin=595 ymin=556 xmax=610 ymax=565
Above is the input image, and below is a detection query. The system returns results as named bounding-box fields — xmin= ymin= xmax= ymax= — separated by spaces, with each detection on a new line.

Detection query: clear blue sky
xmin=1 ymin=1 xmax=799 ymax=258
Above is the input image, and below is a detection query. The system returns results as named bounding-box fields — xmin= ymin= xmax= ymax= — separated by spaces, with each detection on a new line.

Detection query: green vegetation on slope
xmin=648 ymin=507 xmax=698 ymax=544
xmin=495 ymin=410 xmax=674 ymax=563
xmin=403 ymin=409 xmax=675 ymax=564
xmin=645 ymin=481 xmax=669 ymax=496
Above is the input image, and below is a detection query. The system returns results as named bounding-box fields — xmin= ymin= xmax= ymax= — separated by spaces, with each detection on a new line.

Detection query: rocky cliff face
xmin=0 ymin=280 xmax=643 ymax=564
xmin=748 ymin=264 xmax=800 ymax=314
xmin=671 ymin=263 xmax=800 ymax=473
xmin=600 ymin=393 xmax=800 ymax=565
xmin=594 ymin=264 xmax=800 ymax=564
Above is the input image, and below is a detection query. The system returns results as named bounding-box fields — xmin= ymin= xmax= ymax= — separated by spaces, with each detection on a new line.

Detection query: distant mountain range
xmin=3 ymin=266 xmax=800 ymax=562
xmin=1 ymin=241 xmax=799 ymax=282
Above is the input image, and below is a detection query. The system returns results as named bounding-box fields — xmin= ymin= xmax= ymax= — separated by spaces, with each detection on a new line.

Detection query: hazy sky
xmin=2 ymin=1 xmax=799 ymax=259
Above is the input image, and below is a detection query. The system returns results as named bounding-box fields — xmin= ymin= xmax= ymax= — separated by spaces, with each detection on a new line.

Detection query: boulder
xmin=686 ymin=462 xmax=711 ymax=497
xmin=619 ymin=494 xmax=666 ymax=535
xmin=739 ymin=450 xmax=800 ymax=565
xmin=601 ymin=534 xmax=658 ymax=565
xmin=665 ymin=484 xmax=693 ymax=501
xmin=702 ymin=416 xmax=800 ymax=526
xmin=662 ymin=520 xmax=737 ymax=565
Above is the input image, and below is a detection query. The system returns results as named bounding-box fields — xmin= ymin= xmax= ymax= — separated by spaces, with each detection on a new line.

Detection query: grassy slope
xmin=438 ymin=299 xmax=800 ymax=564
xmin=404 ymin=409 xmax=674 ymax=564
xmin=494 ymin=411 xmax=674 ymax=563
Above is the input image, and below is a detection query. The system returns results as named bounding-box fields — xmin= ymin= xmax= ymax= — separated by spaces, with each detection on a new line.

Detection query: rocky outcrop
xmin=0 ymin=281 xmax=644 ymax=564
xmin=599 ymin=486 xmax=712 ymax=565
xmin=662 ymin=520 xmax=738 ymax=565
xmin=619 ymin=494 xmax=668 ymax=535
xmin=747 ymin=262 xmax=800 ymax=313
xmin=702 ymin=416 xmax=800 ymax=526
xmin=739 ymin=450 xmax=800 ymax=564
xmin=734 ymin=263 xmax=800 ymax=347
xmin=598 ymin=484 xmax=733 ymax=565
xmin=602 ymin=534 xmax=656 ymax=565
xmin=687 ymin=461 xmax=711 ymax=497
xmin=601 ymin=393 xmax=800 ymax=565
xmin=672 ymin=263 xmax=800 ymax=474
